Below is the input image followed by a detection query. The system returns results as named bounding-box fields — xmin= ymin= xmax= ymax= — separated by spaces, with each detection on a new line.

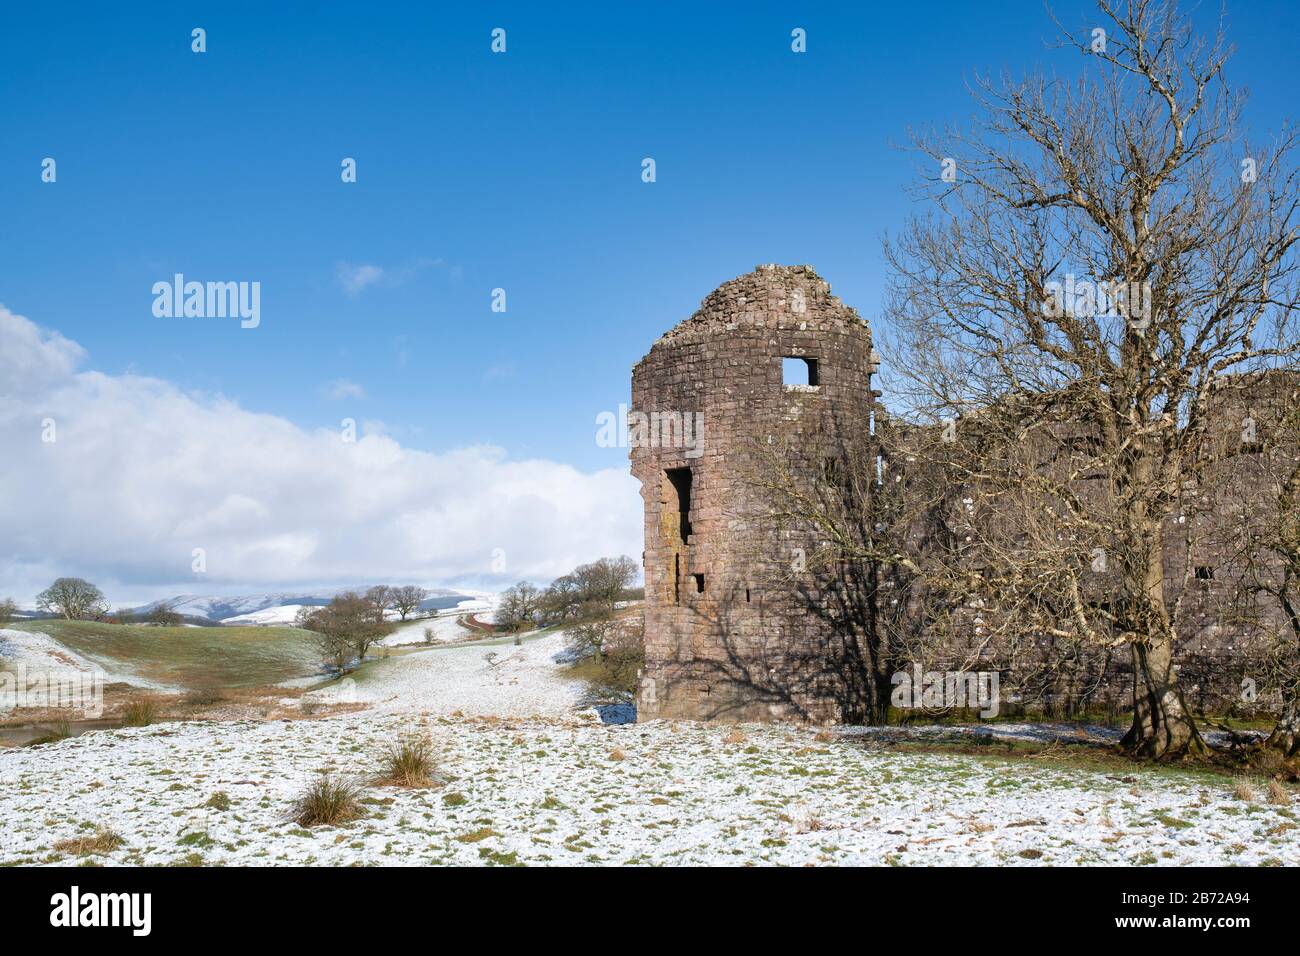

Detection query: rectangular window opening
xmin=1194 ymin=566 xmax=1214 ymax=581
xmin=782 ymin=356 xmax=819 ymax=387
xmin=664 ymin=467 xmax=692 ymax=544
xmin=693 ymin=573 xmax=705 ymax=594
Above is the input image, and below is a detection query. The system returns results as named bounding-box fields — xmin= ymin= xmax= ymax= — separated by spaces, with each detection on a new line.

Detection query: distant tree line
xmin=495 ymin=556 xmax=639 ymax=632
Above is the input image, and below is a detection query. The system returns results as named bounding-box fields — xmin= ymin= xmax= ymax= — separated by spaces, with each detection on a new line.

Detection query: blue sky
xmin=1 ymin=1 xmax=1296 ymax=600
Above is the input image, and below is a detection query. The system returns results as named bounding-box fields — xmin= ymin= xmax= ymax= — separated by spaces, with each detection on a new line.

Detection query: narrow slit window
xmin=693 ymin=574 xmax=705 ymax=594
xmin=782 ymin=357 xmax=819 ymax=387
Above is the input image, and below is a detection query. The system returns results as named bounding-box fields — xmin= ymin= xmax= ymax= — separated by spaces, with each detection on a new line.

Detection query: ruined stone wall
xmin=886 ymin=370 xmax=1300 ymax=715
xmin=631 ymin=267 xmax=1297 ymax=725
xmin=631 ymin=265 xmax=877 ymax=723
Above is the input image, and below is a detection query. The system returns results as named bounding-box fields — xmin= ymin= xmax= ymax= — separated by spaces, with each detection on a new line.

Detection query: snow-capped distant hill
xmin=130 ymin=587 xmax=493 ymax=624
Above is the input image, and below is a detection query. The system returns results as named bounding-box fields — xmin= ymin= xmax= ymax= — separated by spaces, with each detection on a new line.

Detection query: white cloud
xmin=335 ymin=262 xmax=385 ymax=294
xmin=334 ymin=257 xmax=460 ymax=296
xmin=320 ymin=379 xmax=366 ymax=400
xmin=0 ymin=304 xmax=641 ymax=603
xmin=0 ymin=305 xmax=85 ymax=394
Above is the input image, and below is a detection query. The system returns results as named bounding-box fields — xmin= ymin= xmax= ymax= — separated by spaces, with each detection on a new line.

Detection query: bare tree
xmin=296 ymin=605 xmax=352 ymax=674
xmin=881 ymin=0 xmax=1299 ymax=758
xmin=389 ymin=585 xmax=425 ymax=621
xmin=0 ymin=598 xmax=17 ymax=626
xmin=147 ymin=602 xmax=182 ymax=627
xmin=363 ymin=585 xmax=392 ymax=624
xmin=36 ymin=578 xmax=107 ymax=621
xmin=573 ymin=556 xmax=639 ymax=613
xmin=298 ymin=592 xmax=387 ymax=673
xmin=497 ymin=582 xmax=543 ymax=631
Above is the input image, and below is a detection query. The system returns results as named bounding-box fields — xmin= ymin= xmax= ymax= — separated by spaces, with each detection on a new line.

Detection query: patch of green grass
xmin=12 ymin=619 xmax=322 ymax=690
xmin=478 ymin=847 xmax=522 ymax=866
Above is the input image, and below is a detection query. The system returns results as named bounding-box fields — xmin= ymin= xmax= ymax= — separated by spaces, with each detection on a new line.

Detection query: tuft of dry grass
xmin=123 ymin=697 xmax=159 ymax=727
xmin=378 ymin=735 xmax=436 ymax=788
xmin=1267 ymin=779 xmax=1292 ymax=806
xmin=54 ymin=827 xmax=123 ymax=857
xmin=723 ymin=727 xmax=747 ymax=745
xmin=1234 ymin=781 xmax=1256 ymax=802
xmin=182 ymin=686 xmax=226 ymax=708
xmin=293 ymin=775 xmax=364 ymax=827
xmin=608 ymin=747 xmax=626 ymax=761
xmin=205 ymin=791 xmax=231 ymax=811
xmin=813 ymin=729 xmax=835 ymax=743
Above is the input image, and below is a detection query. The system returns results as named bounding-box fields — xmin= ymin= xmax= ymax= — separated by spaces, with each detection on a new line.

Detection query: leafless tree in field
xmin=388 ymin=585 xmax=425 ymax=621
xmin=36 ymin=577 xmax=107 ymax=621
xmin=880 ymin=0 xmax=1299 ymax=758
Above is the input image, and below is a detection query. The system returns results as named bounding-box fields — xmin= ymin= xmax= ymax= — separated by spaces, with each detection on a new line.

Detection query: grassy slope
xmin=10 ymin=620 xmax=321 ymax=690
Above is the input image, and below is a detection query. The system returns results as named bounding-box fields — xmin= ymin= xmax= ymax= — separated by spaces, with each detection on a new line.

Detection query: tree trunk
xmin=1266 ymin=693 xmax=1300 ymax=758
xmin=1119 ymin=515 xmax=1207 ymax=760
xmin=1121 ymin=641 xmax=1207 ymax=758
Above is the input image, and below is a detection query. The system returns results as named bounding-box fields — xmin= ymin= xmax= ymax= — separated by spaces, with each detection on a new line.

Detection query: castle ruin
xmin=631 ymin=265 xmax=878 ymax=723
xmin=631 ymin=265 xmax=1299 ymax=725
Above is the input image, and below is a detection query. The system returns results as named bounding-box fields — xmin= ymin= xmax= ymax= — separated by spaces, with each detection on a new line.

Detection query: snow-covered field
xmin=218 ymin=605 xmax=310 ymax=627
xmin=323 ymin=630 xmax=585 ymax=715
xmin=2 ymin=711 xmax=1296 ymax=867
xmin=376 ymin=598 xmax=497 ymax=647
xmin=2 ymin=624 xmax=1297 ymax=867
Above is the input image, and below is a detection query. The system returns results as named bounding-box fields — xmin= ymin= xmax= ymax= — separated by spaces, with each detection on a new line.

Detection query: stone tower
xmin=631 ymin=264 xmax=878 ymax=724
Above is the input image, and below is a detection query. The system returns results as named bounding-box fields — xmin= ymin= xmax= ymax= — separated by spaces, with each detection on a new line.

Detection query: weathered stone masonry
xmin=631 ymin=265 xmax=877 ymax=723
xmin=632 ymin=265 xmax=1299 ymax=724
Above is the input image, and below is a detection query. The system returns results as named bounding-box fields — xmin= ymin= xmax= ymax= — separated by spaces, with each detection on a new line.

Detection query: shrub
xmin=183 ymin=687 xmax=226 ymax=708
xmin=566 ymin=612 xmax=644 ymax=700
xmin=123 ymin=698 xmax=158 ymax=727
xmin=379 ymin=736 xmax=435 ymax=788
xmin=293 ymin=775 xmax=365 ymax=827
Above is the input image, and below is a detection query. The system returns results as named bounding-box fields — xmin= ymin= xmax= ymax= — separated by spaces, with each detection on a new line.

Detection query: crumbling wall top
xmin=651 ymin=264 xmax=867 ymax=349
